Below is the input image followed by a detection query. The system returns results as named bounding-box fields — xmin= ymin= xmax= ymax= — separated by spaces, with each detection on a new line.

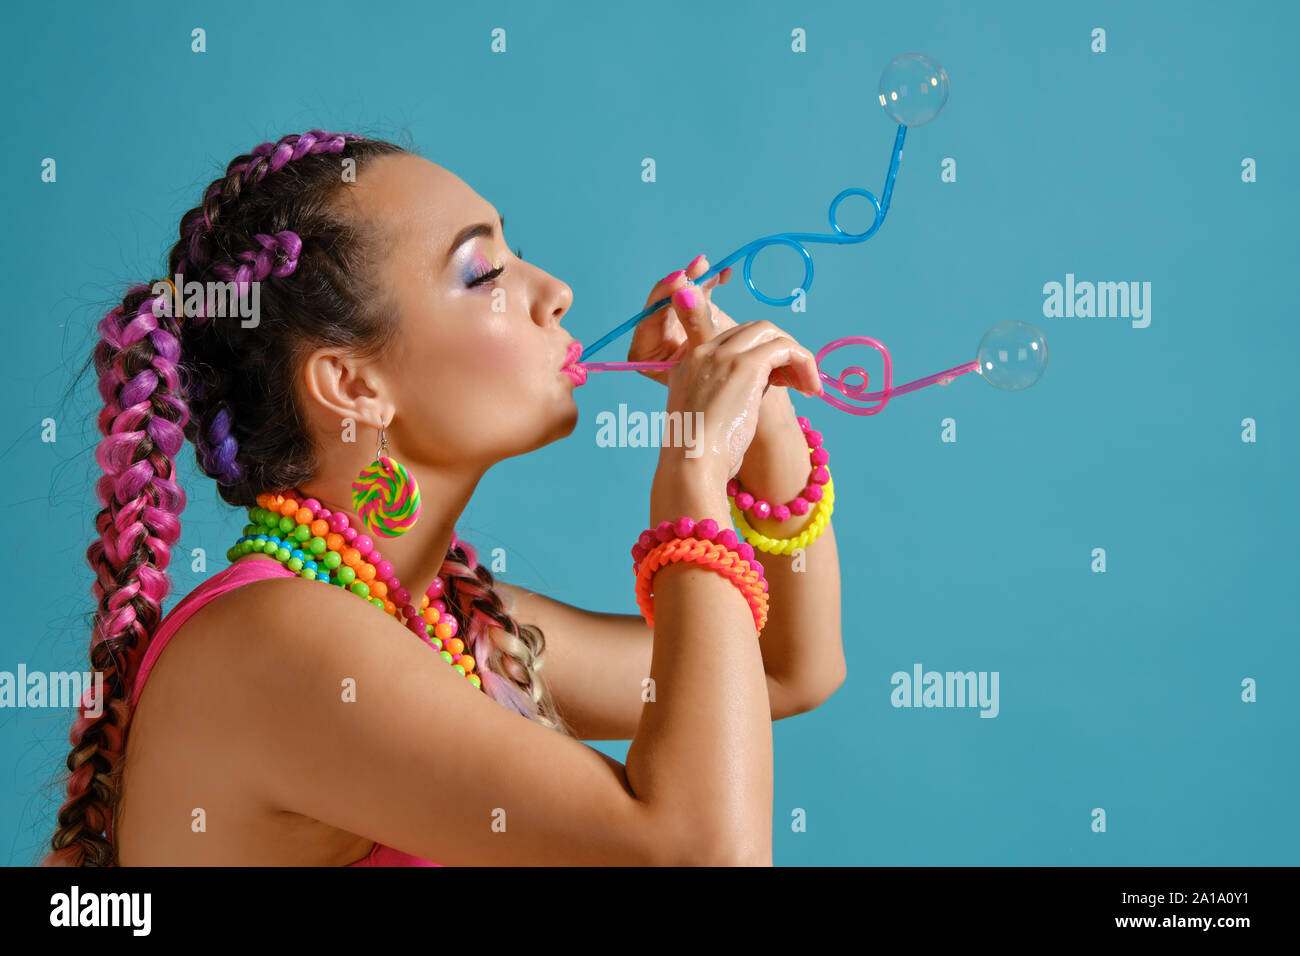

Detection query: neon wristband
xmin=731 ymin=473 xmax=835 ymax=555
xmin=634 ymin=537 xmax=769 ymax=634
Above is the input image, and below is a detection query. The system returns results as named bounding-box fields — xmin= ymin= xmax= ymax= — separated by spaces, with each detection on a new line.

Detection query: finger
xmin=659 ymin=306 xmax=686 ymax=351
xmin=671 ymin=283 xmax=720 ymax=346
xmin=740 ymin=338 xmax=823 ymax=397
xmin=700 ymin=268 xmax=732 ymax=301
xmin=710 ymin=318 xmax=786 ymax=356
xmin=779 ymin=341 xmax=822 ymax=394
xmin=645 ymin=267 xmax=690 ymax=313
xmin=712 ymin=319 xmax=815 ymax=373
xmin=628 ymin=304 xmax=684 ymax=359
xmin=776 ymin=345 xmax=823 ymax=394
xmin=687 ymin=254 xmax=723 ymax=305
xmin=769 ymin=335 xmax=822 ymax=394
xmin=719 ymin=325 xmax=822 ymax=395
xmin=685 ymin=253 xmax=710 ymax=283
xmin=689 ymin=255 xmax=731 ymax=295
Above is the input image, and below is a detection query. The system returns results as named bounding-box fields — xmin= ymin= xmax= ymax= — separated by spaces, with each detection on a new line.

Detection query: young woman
xmin=44 ymin=130 xmax=845 ymax=866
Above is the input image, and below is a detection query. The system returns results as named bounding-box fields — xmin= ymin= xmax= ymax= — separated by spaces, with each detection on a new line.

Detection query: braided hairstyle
xmin=441 ymin=537 xmax=567 ymax=727
xmin=45 ymin=130 xmax=570 ymax=867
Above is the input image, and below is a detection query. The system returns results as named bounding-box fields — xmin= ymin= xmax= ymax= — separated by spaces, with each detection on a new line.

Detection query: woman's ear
xmin=300 ymin=347 xmax=392 ymax=433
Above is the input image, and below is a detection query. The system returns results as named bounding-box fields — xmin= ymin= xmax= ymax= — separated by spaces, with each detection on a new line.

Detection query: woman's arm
xmin=730 ymin=384 xmax=847 ymax=699
xmin=496 ymin=580 xmax=830 ymax=741
xmin=212 ymin=457 xmax=773 ymax=864
xmin=501 ymin=390 xmax=846 ymax=742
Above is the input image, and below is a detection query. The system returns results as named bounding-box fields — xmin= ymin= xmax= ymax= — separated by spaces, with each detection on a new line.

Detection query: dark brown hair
xmin=45 ymin=131 xmax=570 ymax=867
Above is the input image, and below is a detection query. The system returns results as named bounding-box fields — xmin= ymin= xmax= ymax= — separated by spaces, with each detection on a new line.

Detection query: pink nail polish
xmin=688 ymin=254 xmax=706 ymax=271
xmin=663 ymin=269 xmax=685 ymax=284
xmin=672 ymin=287 xmax=697 ymax=311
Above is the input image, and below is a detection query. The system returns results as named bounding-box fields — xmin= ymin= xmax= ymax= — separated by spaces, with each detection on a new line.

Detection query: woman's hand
xmin=658 ymin=289 xmax=823 ymax=491
xmin=627 ymin=254 xmax=738 ymax=386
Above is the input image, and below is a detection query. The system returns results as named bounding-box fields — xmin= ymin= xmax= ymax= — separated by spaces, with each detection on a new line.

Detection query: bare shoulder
xmin=118 ymin=566 xmax=384 ymax=864
xmin=126 ymin=557 xmax=706 ymax=864
xmin=209 ymin=568 xmax=672 ymax=863
xmin=184 ymin=566 xmax=426 ymax=719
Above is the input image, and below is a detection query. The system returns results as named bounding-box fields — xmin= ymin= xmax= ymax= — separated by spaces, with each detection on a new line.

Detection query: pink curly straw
xmin=577 ymin=335 xmax=981 ymax=416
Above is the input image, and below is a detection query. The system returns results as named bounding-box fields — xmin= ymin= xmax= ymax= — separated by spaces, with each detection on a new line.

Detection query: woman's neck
xmin=294 ymin=463 xmax=483 ymax=599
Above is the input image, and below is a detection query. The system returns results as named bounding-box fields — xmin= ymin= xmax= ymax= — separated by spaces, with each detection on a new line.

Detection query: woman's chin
xmin=530 ymin=395 xmax=581 ymax=450
xmin=558 ymin=396 xmax=580 ymax=432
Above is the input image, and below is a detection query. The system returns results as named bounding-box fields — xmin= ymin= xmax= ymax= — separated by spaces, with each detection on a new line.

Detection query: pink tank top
xmin=129 ymin=556 xmax=442 ymax=867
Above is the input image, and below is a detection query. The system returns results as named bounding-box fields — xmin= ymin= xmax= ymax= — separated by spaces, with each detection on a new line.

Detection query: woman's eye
xmin=468 ymin=266 xmax=504 ymax=288
xmin=466 ymin=248 xmax=522 ymax=288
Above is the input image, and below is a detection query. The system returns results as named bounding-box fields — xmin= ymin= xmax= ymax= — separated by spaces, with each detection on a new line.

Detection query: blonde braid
xmin=440 ymin=542 xmax=572 ymax=735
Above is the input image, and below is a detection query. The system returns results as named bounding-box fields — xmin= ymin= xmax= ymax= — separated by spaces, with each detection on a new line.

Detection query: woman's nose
xmin=539 ymin=278 xmax=573 ymax=328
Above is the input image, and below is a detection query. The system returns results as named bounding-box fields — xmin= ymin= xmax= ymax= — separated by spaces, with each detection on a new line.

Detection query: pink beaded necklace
xmin=233 ymin=490 xmax=483 ymax=691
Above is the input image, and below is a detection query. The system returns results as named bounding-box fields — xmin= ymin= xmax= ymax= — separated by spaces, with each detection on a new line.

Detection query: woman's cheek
xmin=478 ymin=318 xmax=534 ymax=378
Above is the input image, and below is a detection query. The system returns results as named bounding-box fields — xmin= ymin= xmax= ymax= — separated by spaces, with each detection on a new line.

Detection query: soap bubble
xmin=878 ymin=53 xmax=950 ymax=127
xmin=976 ymin=321 xmax=1048 ymax=391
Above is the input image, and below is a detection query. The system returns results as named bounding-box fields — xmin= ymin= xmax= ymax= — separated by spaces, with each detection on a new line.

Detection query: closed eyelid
xmin=446 ymin=214 xmax=505 ymax=265
xmin=461 ymin=249 xmax=501 ymax=286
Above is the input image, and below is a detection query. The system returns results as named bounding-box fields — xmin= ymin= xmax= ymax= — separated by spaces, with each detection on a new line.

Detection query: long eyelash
xmin=468 ymin=263 xmax=504 ymax=288
xmin=468 ymin=249 xmax=524 ymax=289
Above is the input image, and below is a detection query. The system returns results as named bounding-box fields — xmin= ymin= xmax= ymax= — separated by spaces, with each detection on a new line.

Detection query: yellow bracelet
xmin=729 ymin=473 xmax=834 ymax=555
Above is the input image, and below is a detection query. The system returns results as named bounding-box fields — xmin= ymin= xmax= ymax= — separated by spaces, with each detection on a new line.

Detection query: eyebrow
xmin=446 ymin=214 xmax=504 ymax=263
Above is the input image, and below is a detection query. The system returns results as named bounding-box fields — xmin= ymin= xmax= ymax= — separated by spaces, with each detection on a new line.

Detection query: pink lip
xmin=560 ymin=341 xmax=587 ymax=386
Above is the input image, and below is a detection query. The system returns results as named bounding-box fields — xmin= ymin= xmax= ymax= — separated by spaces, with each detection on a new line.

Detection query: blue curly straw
xmin=579 ymin=123 xmax=908 ymax=362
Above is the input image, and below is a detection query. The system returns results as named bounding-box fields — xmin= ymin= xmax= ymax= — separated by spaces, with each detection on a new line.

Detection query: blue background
xmin=1 ymin=0 xmax=1295 ymax=866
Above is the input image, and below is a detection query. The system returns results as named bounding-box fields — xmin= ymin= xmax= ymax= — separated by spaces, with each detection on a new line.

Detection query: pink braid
xmin=45 ymin=285 xmax=189 ymax=865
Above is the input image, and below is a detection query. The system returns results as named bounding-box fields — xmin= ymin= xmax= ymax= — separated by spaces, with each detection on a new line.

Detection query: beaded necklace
xmin=227 ymin=491 xmax=483 ymax=691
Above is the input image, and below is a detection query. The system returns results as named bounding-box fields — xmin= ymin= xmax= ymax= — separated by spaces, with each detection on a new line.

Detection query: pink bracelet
xmin=726 ymin=416 xmax=830 ymax=522
xmin=631 ymin=516 xmax=768 ymax=592
xmin=635 ymin=535 xmax=769 ymax=633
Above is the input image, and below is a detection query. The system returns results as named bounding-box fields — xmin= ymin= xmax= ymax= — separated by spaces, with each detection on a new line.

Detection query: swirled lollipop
xmin=352 ymin=455 xmax=423 ymax=537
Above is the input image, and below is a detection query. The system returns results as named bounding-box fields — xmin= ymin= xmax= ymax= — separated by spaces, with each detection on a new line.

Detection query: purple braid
xmin=191 ymin=229 xmax=304 ymax=485
xmin=176 ymin=130 xmax=359 ymax=486
xmin=180 ymin=130 xmax=357 ymax=274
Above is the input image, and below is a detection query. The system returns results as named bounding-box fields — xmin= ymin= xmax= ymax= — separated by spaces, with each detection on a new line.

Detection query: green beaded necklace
xmin=227 ymin=498 xmax=481 ymax=690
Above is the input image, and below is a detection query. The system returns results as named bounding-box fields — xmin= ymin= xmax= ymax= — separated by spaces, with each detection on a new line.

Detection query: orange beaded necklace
xmin=229 ymin=491 xmax=482 ymax=690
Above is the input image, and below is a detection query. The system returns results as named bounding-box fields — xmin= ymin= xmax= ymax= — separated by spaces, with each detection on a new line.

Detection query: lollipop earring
xmin=351 ymin=423 xmax=422 ymax=538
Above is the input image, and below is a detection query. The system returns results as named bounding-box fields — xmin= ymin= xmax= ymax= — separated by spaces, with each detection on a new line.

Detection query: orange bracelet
xmin=634 ymin=537 xmax=770 ymax=633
